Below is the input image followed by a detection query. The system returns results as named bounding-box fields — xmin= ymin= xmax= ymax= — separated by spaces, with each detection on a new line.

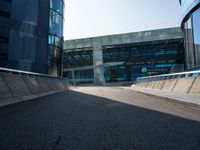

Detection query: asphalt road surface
xmin=0 ymin=87 xmax=199 ymax=150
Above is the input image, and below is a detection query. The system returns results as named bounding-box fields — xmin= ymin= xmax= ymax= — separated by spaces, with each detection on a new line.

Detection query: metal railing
xmin=135 ymin=70 xmax=200 ymax=84
xmin=0 ymin=67 xmax=65 ymax=80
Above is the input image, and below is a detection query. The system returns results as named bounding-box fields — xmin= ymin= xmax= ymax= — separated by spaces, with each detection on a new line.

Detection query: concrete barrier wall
xmin=161 ymin=79 xmax=178 ymax=92
xmin=150 ymin=82 xmax=157 ymax=89
xmin=135 ymin=76 xmax=200 ymax=95
xmin=36 ymin=78 xmax=52 ymax=92
xmin=146 ymin=82 xmax=155 ymax=89
xmin=23 ymin=76 xmax=43 ymax=94
xmin=172 ymin=77 xmax=196 ymax=93
xmin=2 ymin=73 xmax=31 ymax=98
xmin=47 ymin=79 xmax=64 ymax=90
xmin=0 ymin=71 xmax=69 ymax=105
xmin=153 ymin=80 xmax=165 ymax=89
xmin=0 ymin=74 xmax=13 ymax=100
xmin=188 ymin=76 xmax=200 ymax=94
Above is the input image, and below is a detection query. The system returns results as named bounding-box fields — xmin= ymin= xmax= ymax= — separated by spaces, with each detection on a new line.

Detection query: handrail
xmin=0 ymin=67 xmax=65 ymax=79
xmin=135 ymin=70 xmax=200 ymax=84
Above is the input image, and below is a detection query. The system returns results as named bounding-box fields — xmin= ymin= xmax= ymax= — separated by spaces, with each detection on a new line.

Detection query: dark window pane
xmin=50 ymin=0 xmax=63 ymax=15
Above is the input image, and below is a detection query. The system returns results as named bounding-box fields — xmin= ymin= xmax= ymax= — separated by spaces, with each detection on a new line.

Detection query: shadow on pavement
xmin=0 ymin=90 xmax=199 ymax=150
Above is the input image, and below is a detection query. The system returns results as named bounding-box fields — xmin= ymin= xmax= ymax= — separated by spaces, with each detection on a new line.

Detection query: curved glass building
xmin=48 ymin=0 xmax=64 ymax=76
xmin=180 ymin=0 xmax=200 ymax=70
xmin=0 ymin=0 xmax=11 ymax=61
xmin=0 ymin=0 xmax=64 ymax=76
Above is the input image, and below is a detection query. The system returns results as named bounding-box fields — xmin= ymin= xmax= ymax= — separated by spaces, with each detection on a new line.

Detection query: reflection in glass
xmin=48 ymin=46 xmax=61 ymax=76
xmin=192 ymin=8 xmax=200 ymax=65
xmin=49 ymin=10 xmax=63 ymax=37
xmin=184 ymin=17 xmax=195 ymax=68
xmin=48 ymin=0 xmax=64 ymax=76
xmin=50 ymin=0 xmax=63 ymax=14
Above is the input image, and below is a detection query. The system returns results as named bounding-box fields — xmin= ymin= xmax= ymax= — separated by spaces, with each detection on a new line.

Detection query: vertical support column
xmin=93 ymin=42 xmax=105 ymax=85
xmin=71 ymin=70 xmax=76 ymax=85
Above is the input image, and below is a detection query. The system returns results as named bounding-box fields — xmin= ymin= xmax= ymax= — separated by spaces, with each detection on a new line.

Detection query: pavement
xmin=122 ymin=86 xmax=200 ymax=110
xmin=0 ymin=87 xmax=200 ymax=150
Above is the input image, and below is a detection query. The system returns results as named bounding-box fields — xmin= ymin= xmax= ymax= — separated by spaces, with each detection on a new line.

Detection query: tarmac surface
xmin=0 ymin=87 xmax=200 ymax=150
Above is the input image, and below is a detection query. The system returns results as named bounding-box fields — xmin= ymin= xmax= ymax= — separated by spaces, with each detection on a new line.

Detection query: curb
xmin=121 ymin=88 xmax=200 ymax=111
xmin=0 ymin=89 xmax=67 ymax=108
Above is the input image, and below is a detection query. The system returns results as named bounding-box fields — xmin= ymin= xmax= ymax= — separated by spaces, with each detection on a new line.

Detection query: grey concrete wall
xmin=153 ymin=81 xmax=165 ymax=90
xmin=135 ymin=76 xmax=200 ymax=95
xmin=23 ymin=76 xmax=43 ymax=94
xmin=161 ymin=79 xmax=178 ymax=92
xmin=0 ymin=74 xmax=13 ymax=100
xmin=2 ymin=73 xmax=31 ymax=98
xmin=172 ymin=78 xmax=196 ymax=93
xmin=0 ymin=72 xmax=69 ymax=106
xmin=36 ymin=78 xmax=51 ymax=92
xmin=189 ymin=76 xmax=200 ymax=94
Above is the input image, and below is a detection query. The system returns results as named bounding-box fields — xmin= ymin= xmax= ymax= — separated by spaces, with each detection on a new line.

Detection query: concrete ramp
xmin=2 ymin=73 xmax=31 ymax=98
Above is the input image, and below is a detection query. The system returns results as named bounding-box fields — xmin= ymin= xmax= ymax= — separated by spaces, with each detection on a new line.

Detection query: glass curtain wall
xmin=48 ymin=0 xmax=64 ymax=76
xmin=0 ymin=0 xmax=10 ymax=61
xmin=183 ymin=7 xmax=200 ymax=69
xmin=184 ymin=17 xmax=195 ymax=68
xmin=192 ymin=8 xmax=200 ymax=65
xmin=103 ymin=39 xmax=184 ymax=82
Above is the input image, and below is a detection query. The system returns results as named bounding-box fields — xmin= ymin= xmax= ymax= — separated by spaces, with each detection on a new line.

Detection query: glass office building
xmin=0 ymin=0 xmax=64 ymax=76
xmin=179 ymin=0 xmax=200 ymax=70
xmin=102 ymin=39 xmax=183 ymax=82
xmin=64 ymin=28 xmax=184 ymax=85
xmin=48 ymin=0 xmax=64 ymax=76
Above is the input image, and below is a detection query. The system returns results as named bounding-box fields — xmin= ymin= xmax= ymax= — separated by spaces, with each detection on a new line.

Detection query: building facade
xmin=0 ymin=0 xmax=64 ymax=76
xmin=63 ymin=28 xmax=184 ymax=85
xmin=179 ymin=0 xmax=200 ymax=70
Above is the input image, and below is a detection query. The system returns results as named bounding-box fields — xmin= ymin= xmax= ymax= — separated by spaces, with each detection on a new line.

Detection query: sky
xmin=64 ymin=0 xmax=182 ymax=40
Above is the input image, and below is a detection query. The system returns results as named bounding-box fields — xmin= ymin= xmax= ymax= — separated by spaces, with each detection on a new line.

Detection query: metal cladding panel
xmin=64 ymin=28 xmax=183 ymax=50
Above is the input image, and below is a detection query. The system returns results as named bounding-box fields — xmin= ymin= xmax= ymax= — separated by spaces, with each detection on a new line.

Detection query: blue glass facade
xmin=0 ymin=0 xmax=11 ymax=61
xmin=102 ymin=39 xmax=184 ymax=82
xmin=0 ymin=0 xmax=64 ymax=76
xmin=48 ymin=0 xmax=64 ymax=76
xmin=180 ymin=0 xmax=200 ymax=69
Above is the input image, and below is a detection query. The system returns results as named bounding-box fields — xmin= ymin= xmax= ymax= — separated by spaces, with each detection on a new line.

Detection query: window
xmin=192 ymin=8 xmax=200 ymax=66
xmin=184 ymin=17 xmax=195 ymax=68
xmin=49 ymin=10 xmax=63 ymax=37
xmin=50 ymin=0 xmax=63 ymax=15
